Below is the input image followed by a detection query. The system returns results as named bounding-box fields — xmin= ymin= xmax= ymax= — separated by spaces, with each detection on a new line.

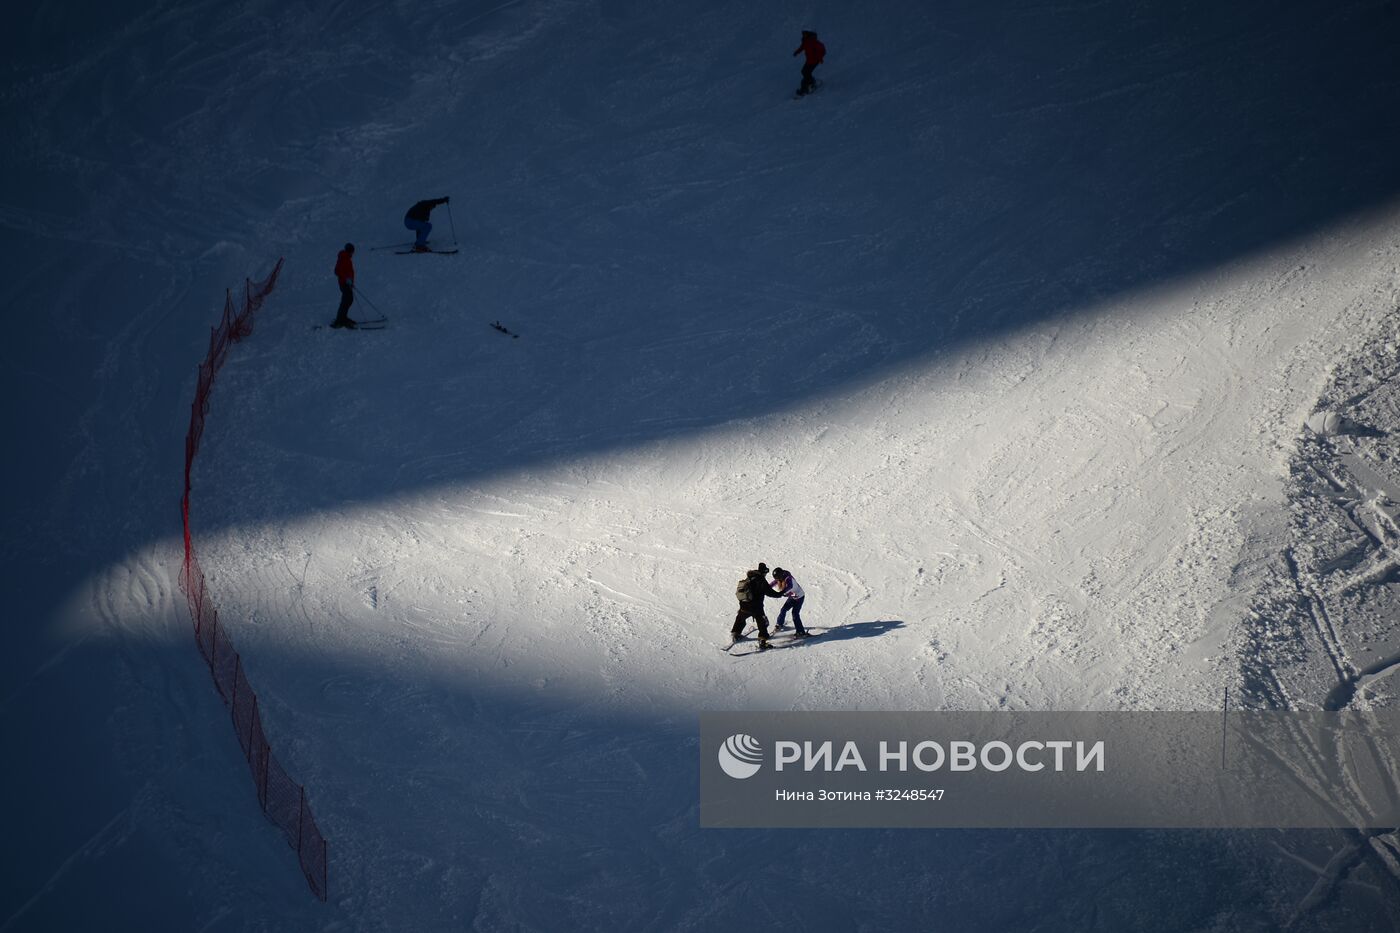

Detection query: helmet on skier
xmin=344 ymin=242 xmax=355 ymax=253
xmin=771 ymin=567 xmax=786 ymax=580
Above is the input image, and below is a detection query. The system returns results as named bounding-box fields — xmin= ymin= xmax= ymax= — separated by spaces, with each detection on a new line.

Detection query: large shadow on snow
xmin=177 ymin=0 xmax=1400 ymax=533
xmin=265 ymin=644 xmax=1400 ymax=931
xmin=8 ymin=0 xmax=1400 ymax=566
xmin=10 ymin=633 xmax=1379 ymax=931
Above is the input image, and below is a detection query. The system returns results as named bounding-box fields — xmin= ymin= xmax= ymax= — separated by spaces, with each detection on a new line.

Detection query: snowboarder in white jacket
xmin=771 ymin=567 xmax=809 ymax=637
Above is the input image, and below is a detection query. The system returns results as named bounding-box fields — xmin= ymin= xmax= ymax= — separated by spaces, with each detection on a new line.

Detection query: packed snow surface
xmin=6 ymin=0 xmax=1400 ymax=929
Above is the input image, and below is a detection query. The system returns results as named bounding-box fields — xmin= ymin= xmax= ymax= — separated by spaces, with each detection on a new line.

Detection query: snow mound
xmin=1305 ymin=410 xmax=1354 ymax=437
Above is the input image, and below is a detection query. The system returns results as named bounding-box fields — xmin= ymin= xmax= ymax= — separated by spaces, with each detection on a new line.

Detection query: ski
xmin=771 ymin=626 xmax=820 ymax=638
xmin=725 ymin=641 xmax=777 ymax=657
xmin=313 ymin=316 xmax=387 ymax=332
xmin=395 ymin=248 xmax=459 ymax=255
xmin=490 ymin=321 xmax=520 ymax=339
xmin=721 ymin=626 xmax=755 ymax=653
xmin=724 ymin=629 xmax=821 ymax=655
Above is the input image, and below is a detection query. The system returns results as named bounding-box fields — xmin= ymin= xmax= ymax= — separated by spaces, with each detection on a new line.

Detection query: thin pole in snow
xmin=352 ymin=283 xmax=386 ymax=316
xmin=447 ymin=200 xmax=459 ymax=246
xmin=1221 ymin=685 xmax=1229 ymax=770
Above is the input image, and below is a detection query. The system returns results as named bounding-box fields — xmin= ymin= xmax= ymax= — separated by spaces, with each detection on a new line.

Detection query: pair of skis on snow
xmin=723 ymin=627 xmax=823 ymax=657
xmin=313 ymin=315 xmax=387 ymax=332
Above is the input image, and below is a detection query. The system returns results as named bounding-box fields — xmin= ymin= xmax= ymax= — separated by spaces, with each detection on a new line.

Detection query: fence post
xmin=259 ymin=705 xmax=270 ymax=808
xmin=1220 ymin=685 xmax=1229 ymax=771
xmin=208 ymin=613 xmax=218 ymax=669
xmin=231 ymin=655 xmax=241 ymax=718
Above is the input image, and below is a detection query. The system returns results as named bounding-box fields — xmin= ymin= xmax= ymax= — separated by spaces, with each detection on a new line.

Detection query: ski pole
xmin=351 ymin=283 xmax=388 ymax=316
xmin=447 ymin=200 xmax=459 ymax=246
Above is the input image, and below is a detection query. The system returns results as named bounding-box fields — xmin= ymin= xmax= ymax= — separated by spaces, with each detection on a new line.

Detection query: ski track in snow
xmin=1243 ymin=283 xmax=1400 ymax=714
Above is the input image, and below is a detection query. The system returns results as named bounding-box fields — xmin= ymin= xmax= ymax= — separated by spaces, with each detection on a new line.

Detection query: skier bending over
xmin=770 ymin=567 xmax=809 ymax=637
xmin=332 ymin=242 xmax=356 ymax=329
xmin=733 ymin=562 xmax=783 ymax=649
xmin=792 ymin=29 xmax=825 ymax=97
xmin=403 ymin=196 xmax=450 ymax=252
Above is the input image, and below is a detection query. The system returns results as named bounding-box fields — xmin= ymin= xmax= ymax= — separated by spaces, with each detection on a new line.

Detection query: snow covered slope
xmin=6 ymin=0 xmax=1400 ymax=929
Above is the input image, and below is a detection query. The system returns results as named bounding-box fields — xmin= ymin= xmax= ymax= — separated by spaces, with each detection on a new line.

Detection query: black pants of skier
xmin=334 ymin=280 xmax=354 ymax=325
xmin=798 ymin=62 xmax=819 ymax=95
xmin=733 ymin=603 xmax=770 ymax=641
xmin=775 ymin=596 xmax=806 ymax=634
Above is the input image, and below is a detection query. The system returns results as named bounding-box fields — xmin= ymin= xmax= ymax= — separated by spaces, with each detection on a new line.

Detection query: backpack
xmin=736 ymin=576 xmax=753 ymax=603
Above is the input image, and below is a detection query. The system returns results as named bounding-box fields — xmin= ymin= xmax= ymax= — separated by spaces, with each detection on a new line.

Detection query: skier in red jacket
xmin=332 ymin=243 xmax=356 ymax=329
xmin=793 ymin=30 xmax=825 ymax=97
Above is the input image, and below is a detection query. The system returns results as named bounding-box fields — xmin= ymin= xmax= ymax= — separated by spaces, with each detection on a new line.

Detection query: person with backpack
xmin=331 ymin=242 xmax=357 ymax=329
xmin=770 ymin=567 xmax=809 ymax=637
xmin=403 ymin=196 xmax=450 ymax=252
xmin=733 ymin=562 xmax=783 ymax=649
xmin=792 ymin=29 xmax=825 ymax=97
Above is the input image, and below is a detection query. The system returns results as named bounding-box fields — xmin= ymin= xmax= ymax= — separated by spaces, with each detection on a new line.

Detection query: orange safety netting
xmin=178 ymin=259 xmax=328 ymax=901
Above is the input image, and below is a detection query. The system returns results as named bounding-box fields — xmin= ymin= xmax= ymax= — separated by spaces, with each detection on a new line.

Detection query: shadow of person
xmin=811 ymin=620 xmax=907 ymax=642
